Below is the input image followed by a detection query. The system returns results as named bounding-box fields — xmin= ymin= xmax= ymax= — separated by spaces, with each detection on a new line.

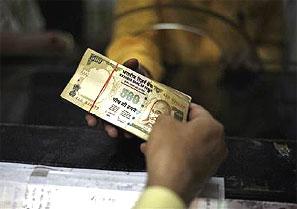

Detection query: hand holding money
xmin=61 ymin=49 xmax=191 ymax=140
xmin=142 ymin=103 xmax=227 ymax=205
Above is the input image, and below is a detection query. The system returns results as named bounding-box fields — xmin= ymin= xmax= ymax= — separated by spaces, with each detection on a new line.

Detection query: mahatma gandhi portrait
xmin=142 ymin=100 xmax=171 ymax=129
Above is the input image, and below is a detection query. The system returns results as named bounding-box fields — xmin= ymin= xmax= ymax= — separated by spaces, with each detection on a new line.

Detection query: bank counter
xmin=0 ymin=123 xmax=296 ymax=208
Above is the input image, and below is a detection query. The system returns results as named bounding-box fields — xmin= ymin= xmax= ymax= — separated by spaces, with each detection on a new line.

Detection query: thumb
xmin=123 ymin=58 xmax=139 ymax=71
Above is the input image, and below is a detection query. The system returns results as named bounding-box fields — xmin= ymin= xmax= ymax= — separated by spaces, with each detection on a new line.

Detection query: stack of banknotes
xmin=61 ymin=49 xmax=191 ymax=140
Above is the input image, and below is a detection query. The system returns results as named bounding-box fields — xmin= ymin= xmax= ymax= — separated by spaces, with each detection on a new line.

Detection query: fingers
xmin=122 ymin=59 xmax=151 ymax=78
xmin=94 ymin=103 xmax=209 ymax=138
xmin=104 ymin=124 xmax=119 ymax=138
xmin=104 ymin=122 xmax=133 ymax=139
xmin=85 ymin=114 xmax=97 ymax=127
xmin=86 ymin=113 xmax=133 ymax=138
xmin=188 ymin=103 xmax=211 ymax=121
xmin=85 ymin=110 xmax=134 ymax=139
xmin=124 ymin=132 xmax=133 ymax=138
xmin=123 ymin=59 xmax=139 ymax=70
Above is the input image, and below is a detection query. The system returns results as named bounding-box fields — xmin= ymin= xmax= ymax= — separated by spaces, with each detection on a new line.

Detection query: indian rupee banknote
xmin=61 ymin=48 xmax=191 ymax=140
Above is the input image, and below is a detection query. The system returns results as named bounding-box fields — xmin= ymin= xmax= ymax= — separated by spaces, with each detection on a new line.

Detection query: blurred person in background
xmin=0 ymin=0 xmax=74 ymax=56
xmin=106 ymin=0 xmax=282 ymax=109
xmin=86 ymin=0 xmax=284 ymax=138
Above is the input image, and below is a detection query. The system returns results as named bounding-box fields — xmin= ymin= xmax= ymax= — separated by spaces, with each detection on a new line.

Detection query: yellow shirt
xmin=106 ymin=0 xmax=283 ymax=113
xmin=107 ymin=0 xmax=283 ymax=80
xmin=134 ymin=186 xmax=186 ymax=209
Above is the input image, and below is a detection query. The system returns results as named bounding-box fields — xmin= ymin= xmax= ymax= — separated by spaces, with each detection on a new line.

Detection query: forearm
xmin=106 ymin=0 xmax=164 ymax=80
xmin=0 ymin=33 xmax=30 ymax=55
xmin=0 ymin=32 xmax=73 ymax=56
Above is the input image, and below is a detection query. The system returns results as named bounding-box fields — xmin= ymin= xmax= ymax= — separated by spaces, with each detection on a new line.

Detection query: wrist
xmin=147 ymin=172 xmax=195 ymax=205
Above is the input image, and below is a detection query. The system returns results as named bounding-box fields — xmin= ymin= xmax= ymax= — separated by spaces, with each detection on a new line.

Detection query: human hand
xmin=1 ymin=31 xmax=74 ymax=56
xmin=142 ymin=103 xmax=227 ymax=205
xmin=40 ymin=31 xmax=74 ymax=53
xmin=85 ymin=58 xmax=151 ymax=138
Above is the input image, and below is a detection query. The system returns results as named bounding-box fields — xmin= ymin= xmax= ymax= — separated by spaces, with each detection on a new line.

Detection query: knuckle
xmin=191 ymin=103 xmax=204 ymax=110
xmin=217 ymin=122 xmax=224 ymax=135
xmin=213 ymin=120 xmax=224 ymax=135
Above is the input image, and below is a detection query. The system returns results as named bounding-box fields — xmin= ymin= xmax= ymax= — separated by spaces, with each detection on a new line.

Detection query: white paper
xmin=0 ymin=162 xmax=223 ymax=209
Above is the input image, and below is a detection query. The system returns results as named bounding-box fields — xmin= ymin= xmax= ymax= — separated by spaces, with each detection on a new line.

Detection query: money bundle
xmin=61 ymin=49 xmax=191 ymax=140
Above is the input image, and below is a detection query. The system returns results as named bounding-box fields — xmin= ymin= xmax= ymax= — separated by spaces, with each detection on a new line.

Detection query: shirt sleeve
xmin=133 ymin=186 xmax=186 ymax=209
xmin=105 ymin=0 xmax=164 ymax=80
xmin=106 ymin=35 xmax=164 ymax=80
